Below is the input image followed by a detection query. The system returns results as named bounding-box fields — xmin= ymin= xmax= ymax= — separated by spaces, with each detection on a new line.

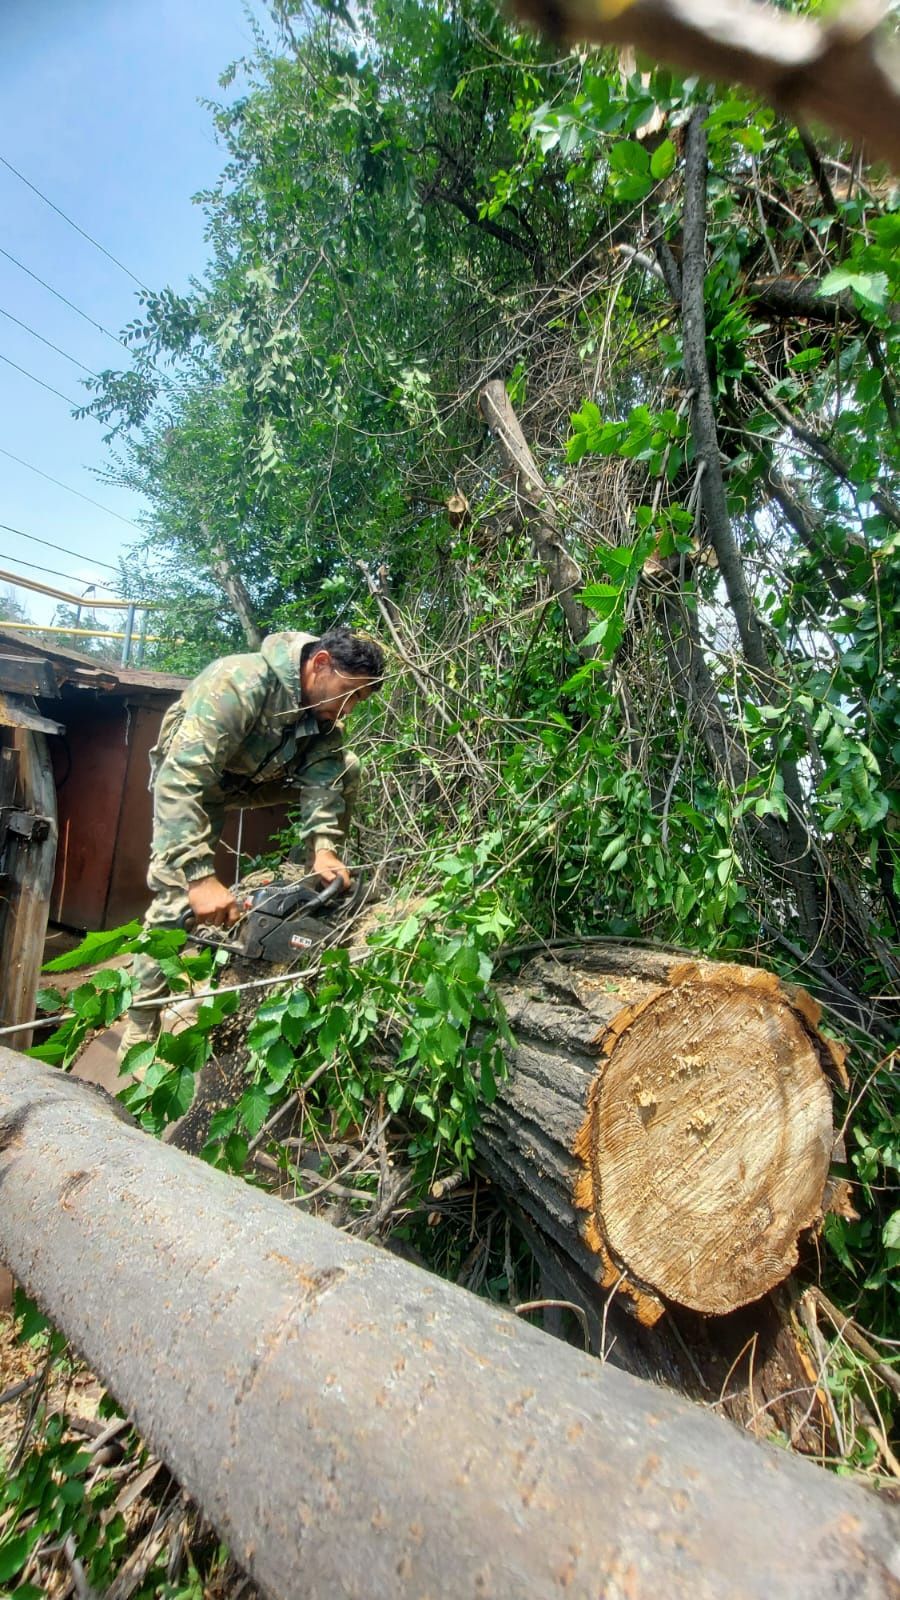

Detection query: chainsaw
xmin=180 ymin=872 xmax=368 ymax=965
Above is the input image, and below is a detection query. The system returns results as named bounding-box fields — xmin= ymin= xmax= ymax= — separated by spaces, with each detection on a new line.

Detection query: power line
xmin=0 ymin=448 xmax=143 ymax=530
xmin=0 ymin=245 xmax=128 ymax=349
xmin=0 ymin=349 xmax=82 ymax=407
xmin=0 ymin=153 xmax=148 ymax=290
xmin=0 ymin=303 xmax=99 ymax=376
xmin=0 ymin=519 xmax=123 ymax=574
xmin=0 ymin=549 xmax=120 ymax=592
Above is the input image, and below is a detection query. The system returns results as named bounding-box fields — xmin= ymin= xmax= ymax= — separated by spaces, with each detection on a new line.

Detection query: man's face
xmin=303 ymin=650 xmax=374 ymax=727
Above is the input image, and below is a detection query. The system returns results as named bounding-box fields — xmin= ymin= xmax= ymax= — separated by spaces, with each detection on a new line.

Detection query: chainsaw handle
xmin=300 ymin=875 xmax=347 ymax=915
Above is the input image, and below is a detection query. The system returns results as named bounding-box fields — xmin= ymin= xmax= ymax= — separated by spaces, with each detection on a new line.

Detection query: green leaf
xmin=818 ymin=267 xmax=888 ymax=307
xmin=119 ymin=1040 xmax=158 ymax=1078
xmin=42 ymin=922 xmax=143 ymax=973
xmin=451 ymin=946 xmax=480 ymax=983
xmin=0 ymin=1532 xmax=36 ymax=1583
xmin=883 ymin=1211 xmax=900 ymax=1250
xmin=609 ymin=139 xmax=650 ymax=177
xmin=387 ymin=1080 xmax=405 ymax=1112
xmin=35 ymin=985 xmax=64 ymax=1012
xmin=239 ymin=1083 xmax=270 ymax=1138
xmin=649 ymin=139 xmax=676 ymax=179
xmin=207 ymin=1104 xmax=240 ymax=1141
xmin=317 ymin=1005 xmax=348 ymax=1056
xmin=787 ymin=347 xmax=824 ymax=372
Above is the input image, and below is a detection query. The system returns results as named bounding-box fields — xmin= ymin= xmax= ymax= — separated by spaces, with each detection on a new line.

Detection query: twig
xmin=0 ymin=1373 xmax=40 ymax=1406
xmin=513 ymin=1299 xmax=591 ymax=1351
xmin=810 ymin=1287 xmax=900 ymax=1402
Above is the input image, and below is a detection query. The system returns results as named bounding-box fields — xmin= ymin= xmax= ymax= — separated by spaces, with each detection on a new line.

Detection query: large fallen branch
xmin=1 ymin=1049 xmax=899 ymax=1600
xmin=510 ymin=0 xmax=900 ymax=170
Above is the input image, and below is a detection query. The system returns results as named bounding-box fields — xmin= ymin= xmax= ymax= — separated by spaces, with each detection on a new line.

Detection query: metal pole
xmin=0 ymin=1052 xmax=897 ymax=1600
xmin=121 ymin=602 xmax=136 ymax=667
xmin=135 ymin=606 xmax=149 ymax=666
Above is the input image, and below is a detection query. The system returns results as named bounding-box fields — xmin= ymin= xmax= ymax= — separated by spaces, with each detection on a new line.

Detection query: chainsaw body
xmin=183 ymin=875 xmax=363 ymax=964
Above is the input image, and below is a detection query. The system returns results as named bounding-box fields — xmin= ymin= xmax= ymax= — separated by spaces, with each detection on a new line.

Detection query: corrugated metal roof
xmin=0 ymin=627 xmax=188 ymax=696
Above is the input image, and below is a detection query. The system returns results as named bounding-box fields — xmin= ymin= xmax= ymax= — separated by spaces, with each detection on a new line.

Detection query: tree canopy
xmin=80 ymin=0 xmax=898 ymax=1315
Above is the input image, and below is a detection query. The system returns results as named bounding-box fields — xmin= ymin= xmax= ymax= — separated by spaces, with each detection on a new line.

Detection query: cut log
xmin=2 ymin=1049 xmax=899 ymax=1600
xmin=480 ymin=944 xmax=846 ymax=1325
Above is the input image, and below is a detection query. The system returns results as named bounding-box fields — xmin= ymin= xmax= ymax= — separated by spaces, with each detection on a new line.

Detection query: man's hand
xmin=312 ymin=849 xmax=351 ymax=891
xmin=188 ymin=875 xmax=240 ymax=927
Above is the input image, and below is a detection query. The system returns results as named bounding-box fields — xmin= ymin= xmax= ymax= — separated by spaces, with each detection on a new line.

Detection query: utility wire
xmin=0 ymin=349 xmax=82 ymax=407
xmin=0 ymin=245 xmax=128 ymax=350
xmin=0 ymin=519 xmax=123 ymax=574
xmin=0 ymin=303 xmax=99 ymax=375
xmin=0 ymin=448 xmax=143 ymax=530
xmin=0 ymin=153 xmax=148 ymax=290
xmin=0 ymin=549 xmax=120 ymax=592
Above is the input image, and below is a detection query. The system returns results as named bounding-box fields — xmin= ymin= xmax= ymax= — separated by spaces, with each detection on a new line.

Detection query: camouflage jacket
xmin=149 ymin=632 xmax=352 ymax=881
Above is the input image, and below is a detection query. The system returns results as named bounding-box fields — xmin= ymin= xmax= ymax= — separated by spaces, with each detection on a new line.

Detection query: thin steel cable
xmin=0 ymin=303 xmax=99 ymax=375
xmin=0 ymin=349 xmax=82 ymax=406
xmin=0 ymin=153 xmax=148 ymax=289
xmin=0 ymin=245 xmax=128 ymax=348
xmin=0 ymin=450 xmax=143 ymax=531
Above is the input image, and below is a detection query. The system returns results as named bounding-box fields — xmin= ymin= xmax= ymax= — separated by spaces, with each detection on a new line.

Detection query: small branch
xmin=680 ymin=110 xmax=775 ymax=689
xmin=357 ymin=563 xmax=481 ymax=767
xmin=810 ymin=1287 xmax=900 ymax=1403
xmin=765 ymin=467 xmax=856 ymax=604
xmin=513 ymin=1298 xmax=591 ymax=1351
xmin=744 ymin=371 xmax=900 ymax=528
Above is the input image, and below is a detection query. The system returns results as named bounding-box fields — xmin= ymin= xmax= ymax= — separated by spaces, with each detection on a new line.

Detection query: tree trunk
xmin=2 ymin=1048 xmax=898 ymax=1600
xmin=484 ymin=944 xmax=844 ymax=1322
xmin=205 ymin=533 xmax=262 ymax=649
xmin=476 ymin=943 xmax=850 ymax=1444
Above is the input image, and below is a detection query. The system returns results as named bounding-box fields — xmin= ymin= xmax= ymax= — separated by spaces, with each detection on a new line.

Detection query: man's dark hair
xmin=316 ymin=626 xmax=385 ymax=687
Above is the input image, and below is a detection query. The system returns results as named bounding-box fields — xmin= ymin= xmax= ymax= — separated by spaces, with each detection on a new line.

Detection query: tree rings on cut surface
xmin=573 ymin=962 xmax=845 ymax=1320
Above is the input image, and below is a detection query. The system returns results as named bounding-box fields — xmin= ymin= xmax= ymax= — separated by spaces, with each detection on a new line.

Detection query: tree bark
xmin=206 ymin=535 xmax=263 ymax=649
xmin=2 ymin=1048 xmax=898 ymax=1600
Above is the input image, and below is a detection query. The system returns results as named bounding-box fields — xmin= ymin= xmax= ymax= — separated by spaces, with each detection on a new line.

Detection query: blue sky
xmin=1 ymin=0 xmax=266 ymax=627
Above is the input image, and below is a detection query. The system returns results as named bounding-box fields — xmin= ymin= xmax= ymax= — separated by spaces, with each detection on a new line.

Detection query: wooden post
xmin=1 ymin=1050 xmax=898 ymax=1600
xmin=0 ymin=698 xmax=58 ymax=1049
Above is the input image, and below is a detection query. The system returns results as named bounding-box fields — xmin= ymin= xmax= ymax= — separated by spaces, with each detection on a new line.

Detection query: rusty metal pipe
xmin=1 ymin=1051 xmax=897 ymax=1600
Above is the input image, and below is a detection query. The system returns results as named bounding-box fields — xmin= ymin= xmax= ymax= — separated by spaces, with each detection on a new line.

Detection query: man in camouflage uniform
xmin=119 ymin=625 xmax=384 ymax=1056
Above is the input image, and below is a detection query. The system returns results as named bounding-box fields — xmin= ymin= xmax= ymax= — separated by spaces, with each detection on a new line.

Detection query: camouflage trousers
xmin=118 ymin=753 xmax=359 ymax=1058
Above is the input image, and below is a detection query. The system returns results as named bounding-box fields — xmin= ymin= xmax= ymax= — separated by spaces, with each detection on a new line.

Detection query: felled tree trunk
xmin=3 ymin=1050 xmax=899 ymax=1600
xmin=477 ymin=942 xmax=849 ymax=1447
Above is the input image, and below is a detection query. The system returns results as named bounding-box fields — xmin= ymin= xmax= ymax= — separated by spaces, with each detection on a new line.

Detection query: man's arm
xmin=296 ymin=737 xmax=354 ymax=890
xmin=152 ymin=661 xmax=269 ymax=921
